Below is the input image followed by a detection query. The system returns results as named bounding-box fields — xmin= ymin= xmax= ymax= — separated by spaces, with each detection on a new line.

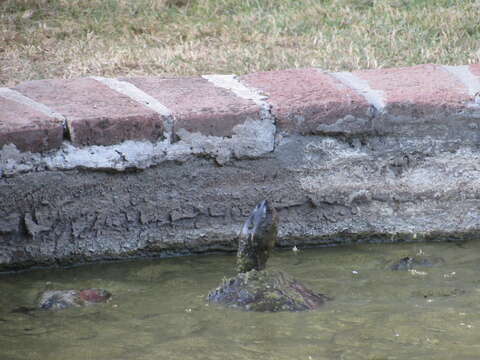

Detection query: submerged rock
xmin=390 ymin=256 xmax=446 ymax=271
xmin=411 ymin=287 xmax=466 ymax=299
xmin=209 ymin=200 xmax=330 ymax=312
xmin=38 ymin=288 xmax=111 ymax=310
xmin=208 ymin=269 xmax=329 ymax=312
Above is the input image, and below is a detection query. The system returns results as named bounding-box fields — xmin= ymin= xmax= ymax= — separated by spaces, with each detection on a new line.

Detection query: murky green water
xmin=2 ymin=241 xmax=480 ymax=360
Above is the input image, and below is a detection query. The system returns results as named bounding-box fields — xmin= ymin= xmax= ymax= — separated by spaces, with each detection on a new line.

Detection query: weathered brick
xmin=353 ymin=64 xmax=469 ymax=118
xmin=469 ymin=64 xmax=480 ymax=81
xmin=14 ymin=78 xmax=164 ymax=147
xmin=241 ymin=68 xmax=371 ymax=135
xmin=0 ymin=96 xmax=64 ymax=152
xmin=123 ymin=77 xmax=261 ymax=137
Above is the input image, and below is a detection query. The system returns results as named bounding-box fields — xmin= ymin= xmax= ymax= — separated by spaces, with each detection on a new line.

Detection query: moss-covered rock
xmin=208 ymin=269 xmax=329 ymax=312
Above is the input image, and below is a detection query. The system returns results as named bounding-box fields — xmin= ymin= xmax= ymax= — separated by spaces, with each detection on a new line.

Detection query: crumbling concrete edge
xmin=0 ymin=120 xmax=277 ymax=176
xmin=1 ymin=74 xmax=277 ymax=176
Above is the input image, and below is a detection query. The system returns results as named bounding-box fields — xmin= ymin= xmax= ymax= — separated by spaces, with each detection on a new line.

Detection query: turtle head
xmin=242 ymin=200 xmax=274 ymax=238
xmin=237 ymin=200 xmax=278 ymax=273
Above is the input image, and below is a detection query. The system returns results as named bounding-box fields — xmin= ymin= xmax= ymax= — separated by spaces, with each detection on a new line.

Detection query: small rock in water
xmin=390 ymin=256 xmax=445 ymax=271
xmin=38 ymin=288 xmax=111 ymax=310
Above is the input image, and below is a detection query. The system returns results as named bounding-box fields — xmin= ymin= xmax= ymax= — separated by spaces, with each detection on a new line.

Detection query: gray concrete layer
xmin=2 ymin=129 xmax=480 ymax=270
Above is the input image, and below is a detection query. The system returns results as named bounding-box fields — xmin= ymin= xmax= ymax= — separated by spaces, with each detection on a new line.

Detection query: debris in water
xmin=408 ymin=269 xmax=427 ymax=276
xmin=443 ymin=271 xmax=456 ymax=279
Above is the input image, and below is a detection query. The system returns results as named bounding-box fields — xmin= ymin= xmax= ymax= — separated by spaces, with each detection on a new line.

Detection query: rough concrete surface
xmin=2 ymin=129 xmax=480 ymax=271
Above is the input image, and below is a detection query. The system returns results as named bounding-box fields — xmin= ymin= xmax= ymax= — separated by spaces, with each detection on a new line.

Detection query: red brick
xmin=123 ymin=77 xmax=261 ymax=137
xmin=14 ymin=78 xmax=164 ymax=147
xmin=469 ymin=64 xmax=480 ymax=79
xmin=353 ymin=64 xmax=469 ymax=118
xmin=241 ymin=68 xmax=371 ymax=135
xmin=0 ymin=96 xmax=63 ymax=152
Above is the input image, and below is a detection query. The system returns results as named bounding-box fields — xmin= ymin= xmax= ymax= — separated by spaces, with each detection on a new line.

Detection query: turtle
xmin=208 ymin=200 xmax=330 ymax=312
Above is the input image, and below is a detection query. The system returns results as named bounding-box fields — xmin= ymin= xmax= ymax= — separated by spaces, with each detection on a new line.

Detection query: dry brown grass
xmin=1 ymin=0 xmax=479 ymax=86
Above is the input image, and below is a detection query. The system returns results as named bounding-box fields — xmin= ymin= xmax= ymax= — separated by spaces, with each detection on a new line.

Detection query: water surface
xmin=2 ymin=241 xmax=480 ymax=360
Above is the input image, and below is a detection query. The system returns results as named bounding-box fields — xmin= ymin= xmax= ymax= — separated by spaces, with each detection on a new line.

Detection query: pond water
xmin=2 ymin=241 xmax=480 ymax=360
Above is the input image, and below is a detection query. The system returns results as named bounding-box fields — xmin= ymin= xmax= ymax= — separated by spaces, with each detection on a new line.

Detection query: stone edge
xmin=1 ymin=63 xmax=480 ymax=176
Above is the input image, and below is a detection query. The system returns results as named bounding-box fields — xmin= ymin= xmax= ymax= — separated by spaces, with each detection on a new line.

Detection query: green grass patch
xmin=1 ymin=0 xmax=479 ymax=85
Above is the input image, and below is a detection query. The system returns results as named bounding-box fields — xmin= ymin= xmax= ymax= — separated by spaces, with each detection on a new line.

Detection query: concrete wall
xmin=1 ymin=64 xmax=480 ymax=270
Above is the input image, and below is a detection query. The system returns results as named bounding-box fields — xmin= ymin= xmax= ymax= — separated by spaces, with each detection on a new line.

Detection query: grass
xmin=0 ymin=0 xmax=479 ymax=86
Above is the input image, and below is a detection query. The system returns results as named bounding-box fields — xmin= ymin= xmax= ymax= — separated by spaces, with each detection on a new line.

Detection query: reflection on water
xmin=2 ymin=241 xmax=480 ymax=360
